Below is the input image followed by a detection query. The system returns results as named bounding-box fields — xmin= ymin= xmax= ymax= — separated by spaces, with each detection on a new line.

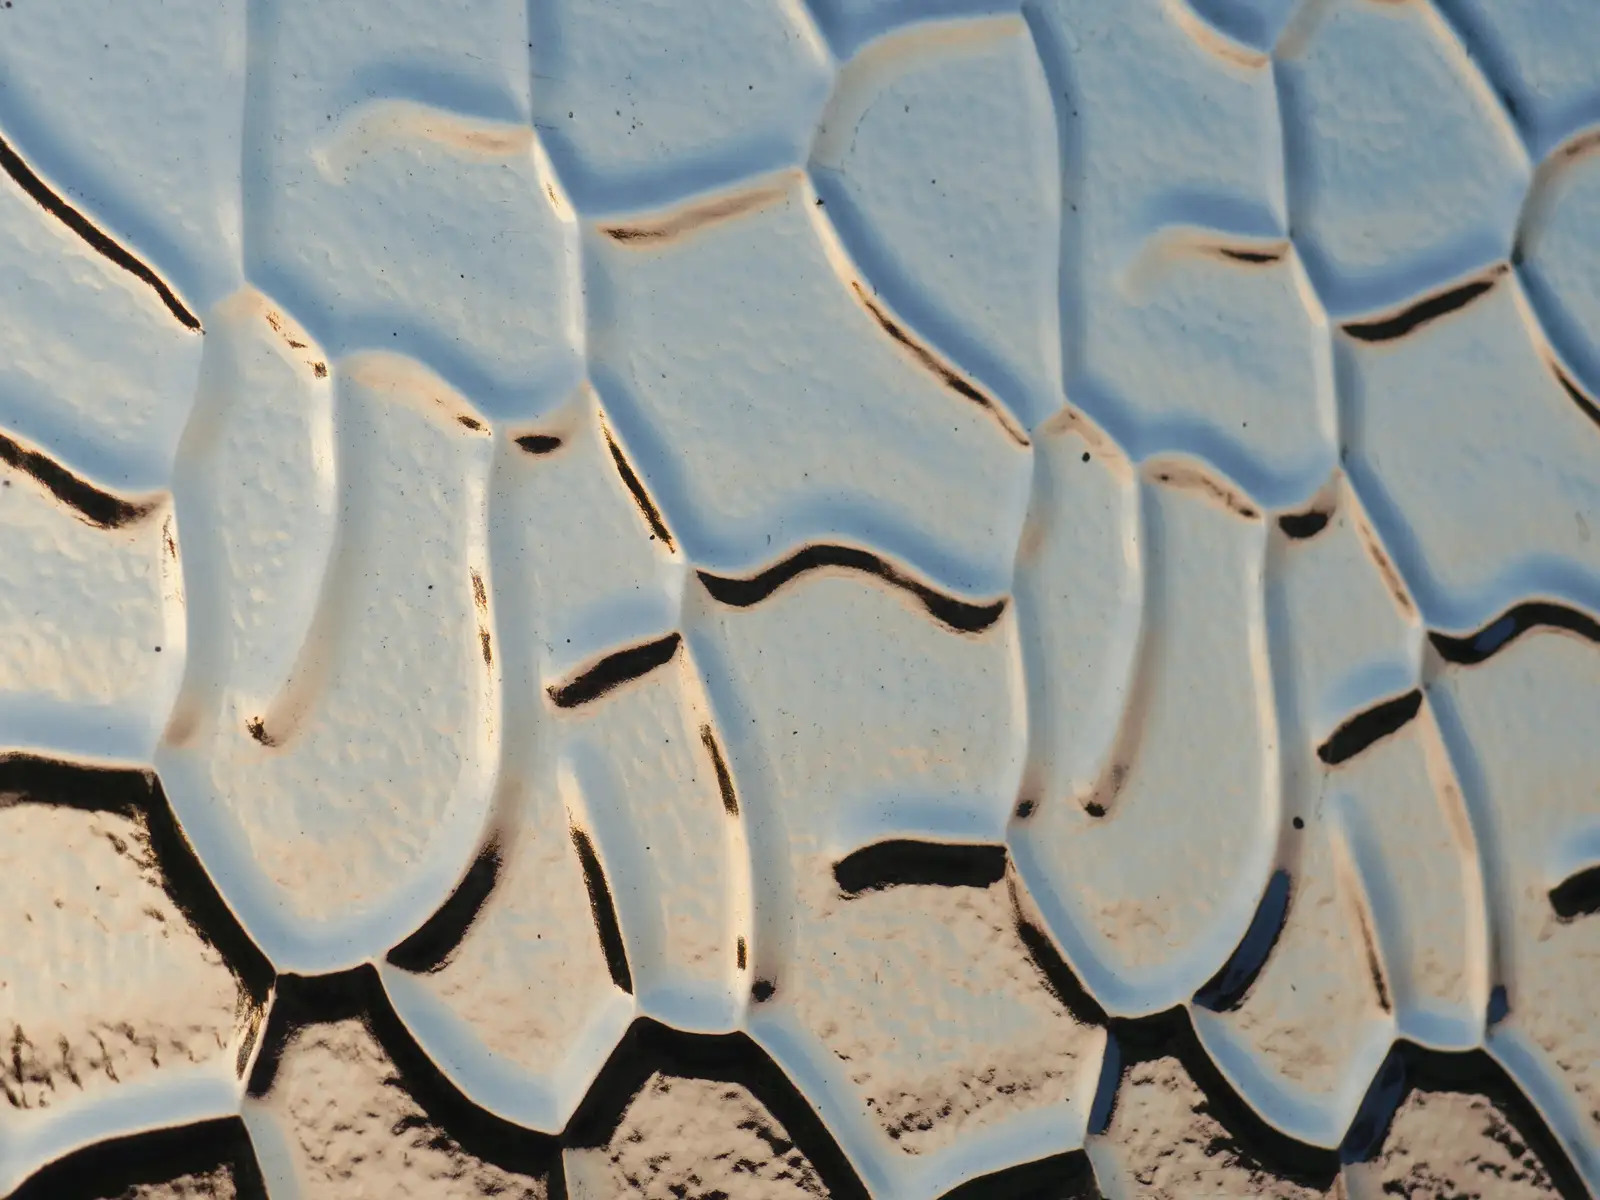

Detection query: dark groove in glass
xmin=0 ymin=131 xmax=201 ymax=330
xmin=1195 ymin=869 xmax=1292 ymax=1013
xmin=699 ymin=722 xmax=739 ymax=816
xmin=387 ymin=839 xmax=503 ymax=973
xmin=1317 ymin=689 xmax=1424 ymax=766
xmin=547 ymin=632 xmax=681 ymax=709
xmin=833 ymin=839 xmax=1007 ymax=897
xmin=698 ymin=543 xmax=1007 ymax=634
xmin=600 ymin=422 xmax=674 ymax=548
xmin=571 ymin=827 xmax=633 ymax=994
xmin=0 ymin=428 xmax=158 ymax=529
xmin=1342 ymin=270 xmax=1502 ymax=343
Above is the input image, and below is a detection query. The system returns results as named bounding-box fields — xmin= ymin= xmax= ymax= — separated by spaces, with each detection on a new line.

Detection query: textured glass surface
xmin=0 ymin=0 xmax=1597 ymax=1196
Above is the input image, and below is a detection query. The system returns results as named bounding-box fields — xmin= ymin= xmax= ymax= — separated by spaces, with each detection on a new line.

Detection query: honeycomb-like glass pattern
xmin=0 ymin=0 xmax=1597 ymax=1196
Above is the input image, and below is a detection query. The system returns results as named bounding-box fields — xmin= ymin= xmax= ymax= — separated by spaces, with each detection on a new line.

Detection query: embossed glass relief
xmin=0 ymin=0 xmax=1596 ymax=1196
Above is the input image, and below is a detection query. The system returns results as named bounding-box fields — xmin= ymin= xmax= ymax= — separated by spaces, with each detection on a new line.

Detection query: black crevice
xmin=1277 ymin=507 xmax=1330 ymax=539
xmin=1341 ymin=270 xmax=1502 ymax=343
xmin=1194 ymin=869 xmax=1292 ymax=1013
xmin=938 ymin=1150 xmax=1102 ymax=1199
xmin=245 ymin=966 xmax=566 ymax=1187
xmin=0 ymin=753 xmax=274 ymax=1006
xmin=697 ymin=543 xmax=1008 ymax=635
xmin=8 ymin=1116 xmax=267 ymax=1200
xmin=1317 ymin=689 xmax=1424 ymax=766
xmin=850 ymin=281 xmax=1029 ymax=446
xmin=570 ymin=826 xmax=633 ymax=994
xmin=1552 ymin=362 xmax=1600 ymax=429
xmin=1216 ymin=246 xmax=1283 ymax=265
xmin=1429 ymin=601 xmax=1600 ymax=665
xmin=1010 ymin=887 xmax=1111 ymax=1030
xmin=0 ymin=427 xmax=159 ymax=529
xmin=1353 ymin=889 xmax=1394 ymax=1014
xmin=1094 ymin=1008 xmax=1343 ymax=1189
xmin=547 ymin=632 xmax=681 ymax=709
xmin=387 ymin=839 xmax=503 ymax=973
xmin=562 ymin=1016 xmax=870 ymax=1200
xmin=699 ymin=722 xmax=739 ymax=817
xmin=0 ymin=131 xmax=201 ymax=330
xmin=833 ymin=839 xmax=1007 ymax=897
xmin=1338 ymin=1041 xmax=1589 ymax=1198
xmin=1550 ymin=863 xmax=1600 ymax=922
xmin=515 ymin=432 xmax=564 ymax=455
xmin=600 ymin=423 xmax=674 ymax=549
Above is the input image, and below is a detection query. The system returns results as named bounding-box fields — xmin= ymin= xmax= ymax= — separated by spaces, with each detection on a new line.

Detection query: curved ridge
xmin=0 ymin=130 xmax=201 ymax=331
xmin=1428 ymin=600 xmax=1600 ymax=665
xmin=0 ymin=426 xmax=163 ymax=529
xmin=696 ymin=542 xmax=1008 ymax=633
xmin=1170 ymin=0 xmax=1281 ymax=62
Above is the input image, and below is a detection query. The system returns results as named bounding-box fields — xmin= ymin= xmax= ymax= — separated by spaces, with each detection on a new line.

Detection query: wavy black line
xmin=832 ymin=840 xmax=1007 ymax=897
xmin=1342 ymin=269 xmax=1503 ymax=343
xmin=0 ymin=131 xmax=200 ymax=331
xmin=697 ymin=544 xmax=1007 ymax=634
xmin=387 ymin=839 xmax=502 ymax=973
xmin=546 ymin=632 xmax=681 ymax=709
xmin=1194 ymin=869 xmax=1292 ymax=1013
xmin=0 ymin=428 xmax=158 ymax=528
xmin=1317 ymin=689 xmax=1424 ymax=766
xmin=571 ymin=827 xmax=633 ymax=993
xmin=1429 ymin=601 xmax=1600 ymax=665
